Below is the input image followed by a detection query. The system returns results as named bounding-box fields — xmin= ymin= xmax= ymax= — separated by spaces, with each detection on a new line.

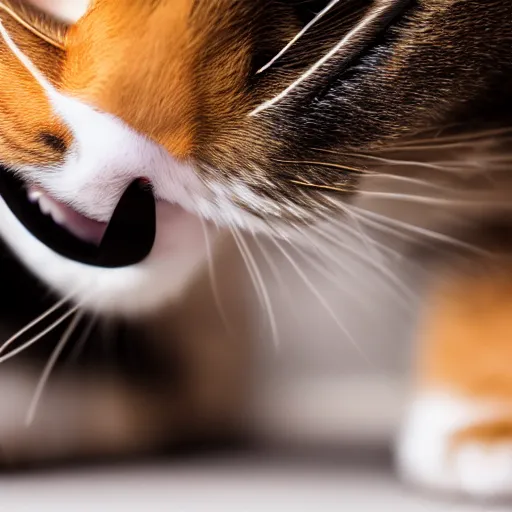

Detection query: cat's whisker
xmin=360 ymin=174 xmax=475 ymax=191
xmin=359 ymin=157 xmax=510 ymax=176
xmin=269 ymin=235 xmax=373 ymax=365
xmin=289 ymin=179 xmax=354 ymax=194
xmin=231 ymin=226 xmax=280 ymax=350
xmin=249 ymin=0 xmax=399 ymax=116
xmin=0 ymin=304 xmax=80 ymax=365
xmin=0 ymin=293 xmax=75 ymax=356
xmin=308 ymin=224 xmax=416 ymax=308
xmin=327 ymin=202 xmax=417 ymax=247
xmin=384 ymin=126 xmax=512 ymax=149
xmin=286 ymin=233 xmax=377 ymax=307
xmin=282 ymin=160 xmax=496 ymax=197
xmin=357 ymin=190 xmax=512 ymax=209
xmin=257 ymin=0 xmax=341 ymax=74
xmin=276 ymin=158 xmax=368 ymax=174
xmin=25 ymin=310 xmax=84 ymax=426
xmin=292 ymin=177 xmax=510 ymax=208
xmin=474 ymin=154 xmax=512 ymax=164
xmin=374 ymin=139 xmax=511 ymax=154
xmin=250 ymin=234 xmax=298 ymax=314
xmin=338 ymin=200 xmax=490 ymax=255
xmin=319 ymin=210 xmax=404 ymax=261
xmin=305 ymin=201 xmax=391 ymax=263
xmin=312 ymin=150 xmax=478 ymax=173
xmin=338 ymin=203 xmax=389 ymax=264
xmin=250 ymin=233 xmax=321 ymax=332
xmin=66 ymin=314 xmax=97 ymax=364
xmin=284 ymin=155 xmax=507 ymax=182
xmin=201 ymin=218 xmax=236 ymax=339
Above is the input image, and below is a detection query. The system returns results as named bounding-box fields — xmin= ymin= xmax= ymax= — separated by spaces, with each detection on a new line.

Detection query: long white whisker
xmin=251 ymin=234 xmax=296 ymax=305
xmin=67 ymin=315 xmax=97 ymax=364
xmin=320 ymin=214 xmax=404 ymax=260
xmin=322 ymin=150 xmax=499 ymax=173
xmin=0 ymin=18 xmax=55 ymax=94
xmin=0 ymin=294 xmax=74 ymax=356
xmin=358 ymin=190 xmax=511 ymax=209
xmin=257 ymin=0 xmax=341 ymax=74
xmin=249 ymin=0 xmax=399 ymax=116
xmin=334 ymin=204 xmax=417 ymax=246
xmin=286 ymin=239 xmax=371 ymax=307
xmin=308 ymin=224 xmax=416 ymax=308
xmin=0 ymin=305 xmax=80 ymax=365
xmin=322 ymin=204 xmax=390 ymax=263
xmin=201 ymin=220 xmax=236 ymax=339
xmin=386 ymin=127 xmax=512 ymax=149
xmin=270 ymin=236 xmax=373 ymax=366
xmin=361 ymin=173 xmax=467 ymax=191
xmin=25 ymin=310 xmax=84 ymax=426
xmin=344 ymin=202 xmax=490 ymax=255
xmin=232 ymin=227 xmax=280 ymax=350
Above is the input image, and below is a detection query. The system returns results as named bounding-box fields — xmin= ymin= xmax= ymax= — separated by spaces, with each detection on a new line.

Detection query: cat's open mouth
xmin=0 ymin=167 xmax=156 ymax=268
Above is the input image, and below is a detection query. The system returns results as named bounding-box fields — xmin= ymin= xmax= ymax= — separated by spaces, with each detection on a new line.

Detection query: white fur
xmin=0 ymin=198 xmax=209 ymax=314
xmin=28 ymin=1 xmax=89 ymax=22
xmin=0 ymin=19 xmax=267 ymax=314
xmin=397 ymin=392 xmax=512 ymax=499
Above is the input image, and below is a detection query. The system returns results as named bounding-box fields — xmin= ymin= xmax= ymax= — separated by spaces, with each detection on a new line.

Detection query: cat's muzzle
xmin=0 ymin=167 xmax=156 ymax=268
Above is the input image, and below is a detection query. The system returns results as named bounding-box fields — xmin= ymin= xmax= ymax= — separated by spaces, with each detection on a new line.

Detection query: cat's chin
xmin=0 ymin=195 xmax=216 ymax=316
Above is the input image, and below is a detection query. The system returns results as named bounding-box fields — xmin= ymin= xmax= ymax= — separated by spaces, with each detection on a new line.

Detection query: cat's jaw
xmin=0 ymin=194 xmax=215 ymax=315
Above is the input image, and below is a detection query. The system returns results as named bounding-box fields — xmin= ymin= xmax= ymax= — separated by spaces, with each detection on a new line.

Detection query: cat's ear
xmin=0 ymin=0 xmax=70 ymax=50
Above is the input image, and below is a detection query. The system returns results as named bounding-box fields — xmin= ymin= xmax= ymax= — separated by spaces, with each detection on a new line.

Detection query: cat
xmin=0 ymin=0 xmax=511 ymax=502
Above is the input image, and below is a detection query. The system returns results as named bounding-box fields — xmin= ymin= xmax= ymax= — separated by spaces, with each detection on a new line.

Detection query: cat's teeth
xmin=25 ymin=186 xmax=107 ymax=245
xmin=27 ymin=189 xmax=43 ymax=203
xmin=38 ymin=195 xmax=52 ymax=215
xmin=31 ymin=191 xmax=66 ymax=225
xmin=50 ymin=207 xmax=65 ymax=225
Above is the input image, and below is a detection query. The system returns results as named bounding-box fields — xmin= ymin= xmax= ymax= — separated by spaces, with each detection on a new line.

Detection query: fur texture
xmin=0 ymin=0 xmax=511 ymax=502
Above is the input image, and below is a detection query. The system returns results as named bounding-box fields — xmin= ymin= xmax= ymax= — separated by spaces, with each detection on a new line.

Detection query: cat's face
xmin=0 ymin=0 xmax=510 ymax=315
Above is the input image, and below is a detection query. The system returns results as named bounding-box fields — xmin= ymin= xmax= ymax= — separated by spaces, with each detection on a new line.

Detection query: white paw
xmin=453 ymin=443 xmax=512 ymax=497
xmin=397 ymin=392 xmax=512 ymax=500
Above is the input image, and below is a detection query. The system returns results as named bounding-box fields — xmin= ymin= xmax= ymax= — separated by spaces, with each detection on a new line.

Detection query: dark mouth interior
xmin=0 ymin=166 xmax=156 ymax=269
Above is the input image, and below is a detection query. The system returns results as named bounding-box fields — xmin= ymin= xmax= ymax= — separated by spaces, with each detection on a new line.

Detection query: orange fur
xmin=0 ymin=0 xmax=256 ymax=163
xmin=62 ymin=0 xmax=197 ymax=158
xmin=0 ymin=14 xmax=70 ymax=166
xmin=416 ymin=261 xmax=512 ymax=446
xmin=451 ymin=418 xmax=512 ymax=448
xmin=418 ymin=263 xmax=512 ymax=401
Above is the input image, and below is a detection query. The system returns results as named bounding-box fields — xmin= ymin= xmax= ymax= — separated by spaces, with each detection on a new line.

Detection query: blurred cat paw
xmin=397 ymin=393 xmax=512 ymax=501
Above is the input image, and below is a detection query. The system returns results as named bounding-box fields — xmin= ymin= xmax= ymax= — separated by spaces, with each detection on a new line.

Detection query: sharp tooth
xmin=27 ymin=189 xmax=43 ymax=203
xmin=50 ymin=207 xmax=65 ymax=225
xmin=38 ymin=196 xmax=52 ymax=215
